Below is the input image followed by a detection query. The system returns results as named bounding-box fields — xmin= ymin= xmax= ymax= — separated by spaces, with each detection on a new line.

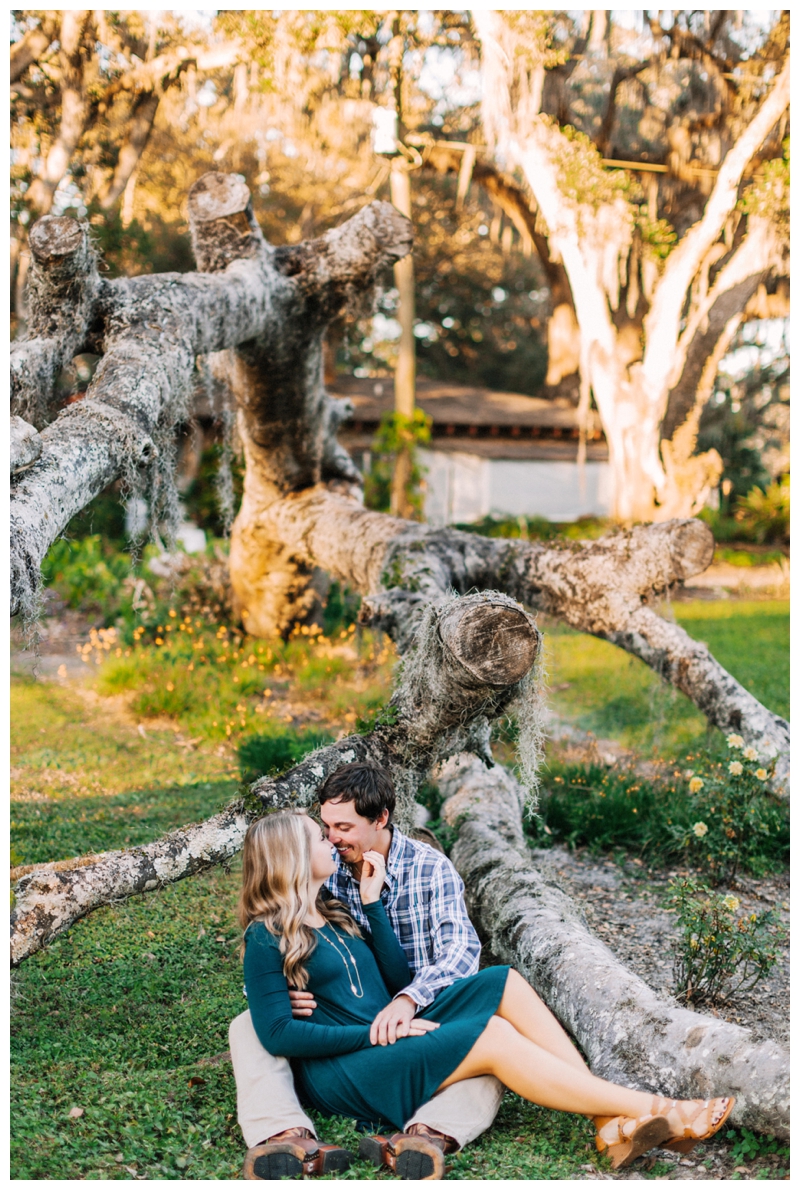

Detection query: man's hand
xmin=369 ymin=994 xmax=440 ymax=1046
xmin=288 ymin=989 xmax=317 ymax=1018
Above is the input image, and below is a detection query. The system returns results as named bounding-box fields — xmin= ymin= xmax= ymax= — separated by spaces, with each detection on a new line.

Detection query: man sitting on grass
xmin=230 ymin=760 xmax=503 ymax=1180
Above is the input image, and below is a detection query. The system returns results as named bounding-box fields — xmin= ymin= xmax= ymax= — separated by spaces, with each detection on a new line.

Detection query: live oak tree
xmin=9 ymin=168 xmax=789 ymax=1139
xmin=469 ymin=10 xmax=790 ymax=522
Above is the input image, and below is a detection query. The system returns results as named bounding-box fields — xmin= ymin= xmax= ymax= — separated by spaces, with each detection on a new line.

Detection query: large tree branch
xmin=440 ymin=753 xmax=789 ymax=1138
xmin=98 ymin=40 xmax=243 ymax=107
xmin=10 ymin=198 xmax=412 ymax=619
xmin=641 ymin=54 xmax=790 ymax=394
xmin=255 ymin=486 xmax=788 ymax=786
xmin=12 ymin=178 xmax=787 ymax=776
xmin=26 ymin=11 xmax=94 ymax=217
xmin=662 ymin=218 xmax=785 ymax=441
xmin=10 ymin=216 xmax=102 ymax=427
xmin=10 ymin=13 xmax=59 ymax=83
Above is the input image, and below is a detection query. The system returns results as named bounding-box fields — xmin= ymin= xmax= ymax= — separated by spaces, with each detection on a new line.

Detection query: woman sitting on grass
xmin=239 ymin=811 xmax=734 ymax=1170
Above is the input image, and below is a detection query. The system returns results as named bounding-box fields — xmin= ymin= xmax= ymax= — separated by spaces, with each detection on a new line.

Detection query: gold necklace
xmin=317 ymin=923 xmax=364 ymax=998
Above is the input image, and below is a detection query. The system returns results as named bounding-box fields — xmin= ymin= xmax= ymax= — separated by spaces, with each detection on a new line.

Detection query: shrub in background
xmin=667 ymin=876 xmax=785 ymax=1004
xmin=522 ymin=754 xmax=788 ymax=882
xmin=238 ymin=728 xmax=334 ymax=783
xmin=679 ymin=737 xmax=789 ymax=885
xmin=734 ymin=476 xmax=790 ymax=545
xmin=524 ymin=763 xmax=691 ymax=863
xmin=41 ymin=536 xmax=132 ymax=618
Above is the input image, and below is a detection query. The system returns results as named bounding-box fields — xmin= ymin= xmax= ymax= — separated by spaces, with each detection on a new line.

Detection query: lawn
xmin=542 ymin=599 xmax=789 ymax=758
xmin=10 ymin=597 xmax=789 ymax=1179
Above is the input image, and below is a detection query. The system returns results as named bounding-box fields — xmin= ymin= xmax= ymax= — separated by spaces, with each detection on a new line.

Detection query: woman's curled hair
xmin=237 ymin=810 xmax=360 ymax=989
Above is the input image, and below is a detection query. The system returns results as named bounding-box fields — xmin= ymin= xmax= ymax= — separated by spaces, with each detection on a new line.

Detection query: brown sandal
xmin=594 ymin=1113 xmax=672 ymax=1169
xmin=658 ymin=1097 xmax=736 ymax=1154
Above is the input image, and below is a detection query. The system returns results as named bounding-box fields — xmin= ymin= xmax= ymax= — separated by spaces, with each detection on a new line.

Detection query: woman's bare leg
xmin=496 ymin=970 xmax=589 ymax=1074
xmin=438 ymin=1017 xmax=731 ymax=1133
xmin=438 ymin=1017 xmax=653 ymax=1116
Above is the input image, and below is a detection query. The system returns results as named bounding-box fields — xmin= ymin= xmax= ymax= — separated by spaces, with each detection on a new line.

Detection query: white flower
xmin=742 ymin=746 xmax=758 ymax=761
xmin=689 ymin=777 xmax=704 ymax=794
xmin=728 ymin=761 xmax=743 ymax=776
xmin=726 ymin=734 xmax=745 ymax=749
xmin=692 ymin=822 xmax=709 ymax=838
xmin=723 ymin=895 xmax=740 ymax=912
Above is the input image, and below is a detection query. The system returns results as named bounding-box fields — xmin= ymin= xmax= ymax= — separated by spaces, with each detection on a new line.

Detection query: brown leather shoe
xmin=243 ymin=1136 xmax=355 ymax=1179
xmin=358 ymin=1131 xmax=450 ymax=1180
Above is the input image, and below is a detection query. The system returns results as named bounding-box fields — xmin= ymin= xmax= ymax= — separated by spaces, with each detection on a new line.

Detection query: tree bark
xmin=10 ymin=190 xmax=411 ymax=623
xmin=10 ymin=417 xmax=42 ymax=474
xmin=11 ymin=216 xmax=102 ymax=428
xmin=439 ymin=752 xmax=789 ymax=1139
xmin=186 ymin=172 xmax=410 ymax=636
xmin=253 ymin=485 xmax=789 ymax=787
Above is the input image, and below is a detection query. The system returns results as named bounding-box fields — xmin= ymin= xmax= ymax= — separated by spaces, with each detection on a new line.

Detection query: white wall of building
xmin=419 ymin=448 xmax=612 ymax=526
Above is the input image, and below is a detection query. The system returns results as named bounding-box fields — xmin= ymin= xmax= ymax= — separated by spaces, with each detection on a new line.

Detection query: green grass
xmin=92 ymin=616 xmax=394 ymax=744
xmin=543 ymin=600 xmax=788 ymax=758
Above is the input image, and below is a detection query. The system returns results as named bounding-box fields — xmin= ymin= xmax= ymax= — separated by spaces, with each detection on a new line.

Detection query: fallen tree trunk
xmin=439 ymin=752 xmax=789 ymax=1139
xmin=259 ymin=486 xmax=789 ymax=789
xmin=11 ymin=592 xmax=540 ymax=963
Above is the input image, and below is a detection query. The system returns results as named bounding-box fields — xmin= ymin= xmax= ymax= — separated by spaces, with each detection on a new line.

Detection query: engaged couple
xmin=229 ymin=761 xmax=733 ymax=1180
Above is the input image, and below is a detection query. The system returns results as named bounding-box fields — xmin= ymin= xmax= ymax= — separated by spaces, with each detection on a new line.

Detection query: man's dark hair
xmin=317 ymin=761 xmax=396 ymax=823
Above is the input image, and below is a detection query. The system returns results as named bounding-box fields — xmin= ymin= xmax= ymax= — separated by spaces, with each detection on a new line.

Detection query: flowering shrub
xmin=676 ymin=735 xmax=789 ymax=884
xmin=668 ymin=876 xmax=786 ymax=1004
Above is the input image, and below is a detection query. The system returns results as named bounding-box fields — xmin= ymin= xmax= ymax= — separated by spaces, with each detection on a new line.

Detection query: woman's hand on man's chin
xmin=359 ymin=849 xmax=387 ymax=905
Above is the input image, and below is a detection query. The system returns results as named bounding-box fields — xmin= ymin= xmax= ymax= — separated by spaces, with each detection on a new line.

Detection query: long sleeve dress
xmin=243 ymin=899 xmax=510 ymax=1131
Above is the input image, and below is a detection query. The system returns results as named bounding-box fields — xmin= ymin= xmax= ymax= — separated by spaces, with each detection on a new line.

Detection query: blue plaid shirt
xmin=323 ymin=827 xmax=480 ymax=1009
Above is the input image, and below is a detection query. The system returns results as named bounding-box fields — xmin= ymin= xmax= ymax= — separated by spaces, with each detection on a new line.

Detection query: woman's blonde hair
xmin=237 ymin=810 xmax=360 ymax=989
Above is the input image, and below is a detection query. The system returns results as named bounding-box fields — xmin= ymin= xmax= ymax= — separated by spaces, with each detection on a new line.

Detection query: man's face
xmin=319 ymin=796 xmax=388 ymax=866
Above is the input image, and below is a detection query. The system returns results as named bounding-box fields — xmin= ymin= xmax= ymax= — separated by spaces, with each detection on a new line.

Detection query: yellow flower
xmin=692 ymin=822 xmax=708 ymax=838
xmin=726 ymin=734 xmax=745 ymax=749
xmin=742 ymin=746 xmax=758 ymax=761
xmin=689 ymin=777 xmax=704 ymax=794
xmin=728 ymin=761 xmax=743 ymax=776
xmin=690 ymin=938 xmax=699 ymax=949
xmin=723 ymin=896 xmax=740 ymax=912
xmin=755 ymin=768 xmax=768 ymax=781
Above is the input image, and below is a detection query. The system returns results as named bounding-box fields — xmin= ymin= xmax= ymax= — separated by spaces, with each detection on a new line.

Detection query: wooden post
xmin=390 ymin=160 xmax=416 ymax=517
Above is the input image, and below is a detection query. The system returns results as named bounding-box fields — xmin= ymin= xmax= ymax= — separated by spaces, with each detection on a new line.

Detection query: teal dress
xmin=243 ymin=900 xmax=510 ymax=1131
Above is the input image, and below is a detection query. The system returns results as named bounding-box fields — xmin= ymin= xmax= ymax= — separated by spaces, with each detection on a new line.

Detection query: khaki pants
xmin=229 ymin=1010 xmax=504 ymax=1150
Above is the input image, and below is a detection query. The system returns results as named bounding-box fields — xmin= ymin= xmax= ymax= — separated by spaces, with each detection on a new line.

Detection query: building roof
xmin=332 ymin=376 xmax=608 ymax=461
xmin=330 ymin=375 xmax=599 ymax=429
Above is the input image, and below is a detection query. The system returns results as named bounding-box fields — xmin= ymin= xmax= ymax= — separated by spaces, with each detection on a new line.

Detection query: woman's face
xmin=304 ymin=815 xmax=337 ymax=882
